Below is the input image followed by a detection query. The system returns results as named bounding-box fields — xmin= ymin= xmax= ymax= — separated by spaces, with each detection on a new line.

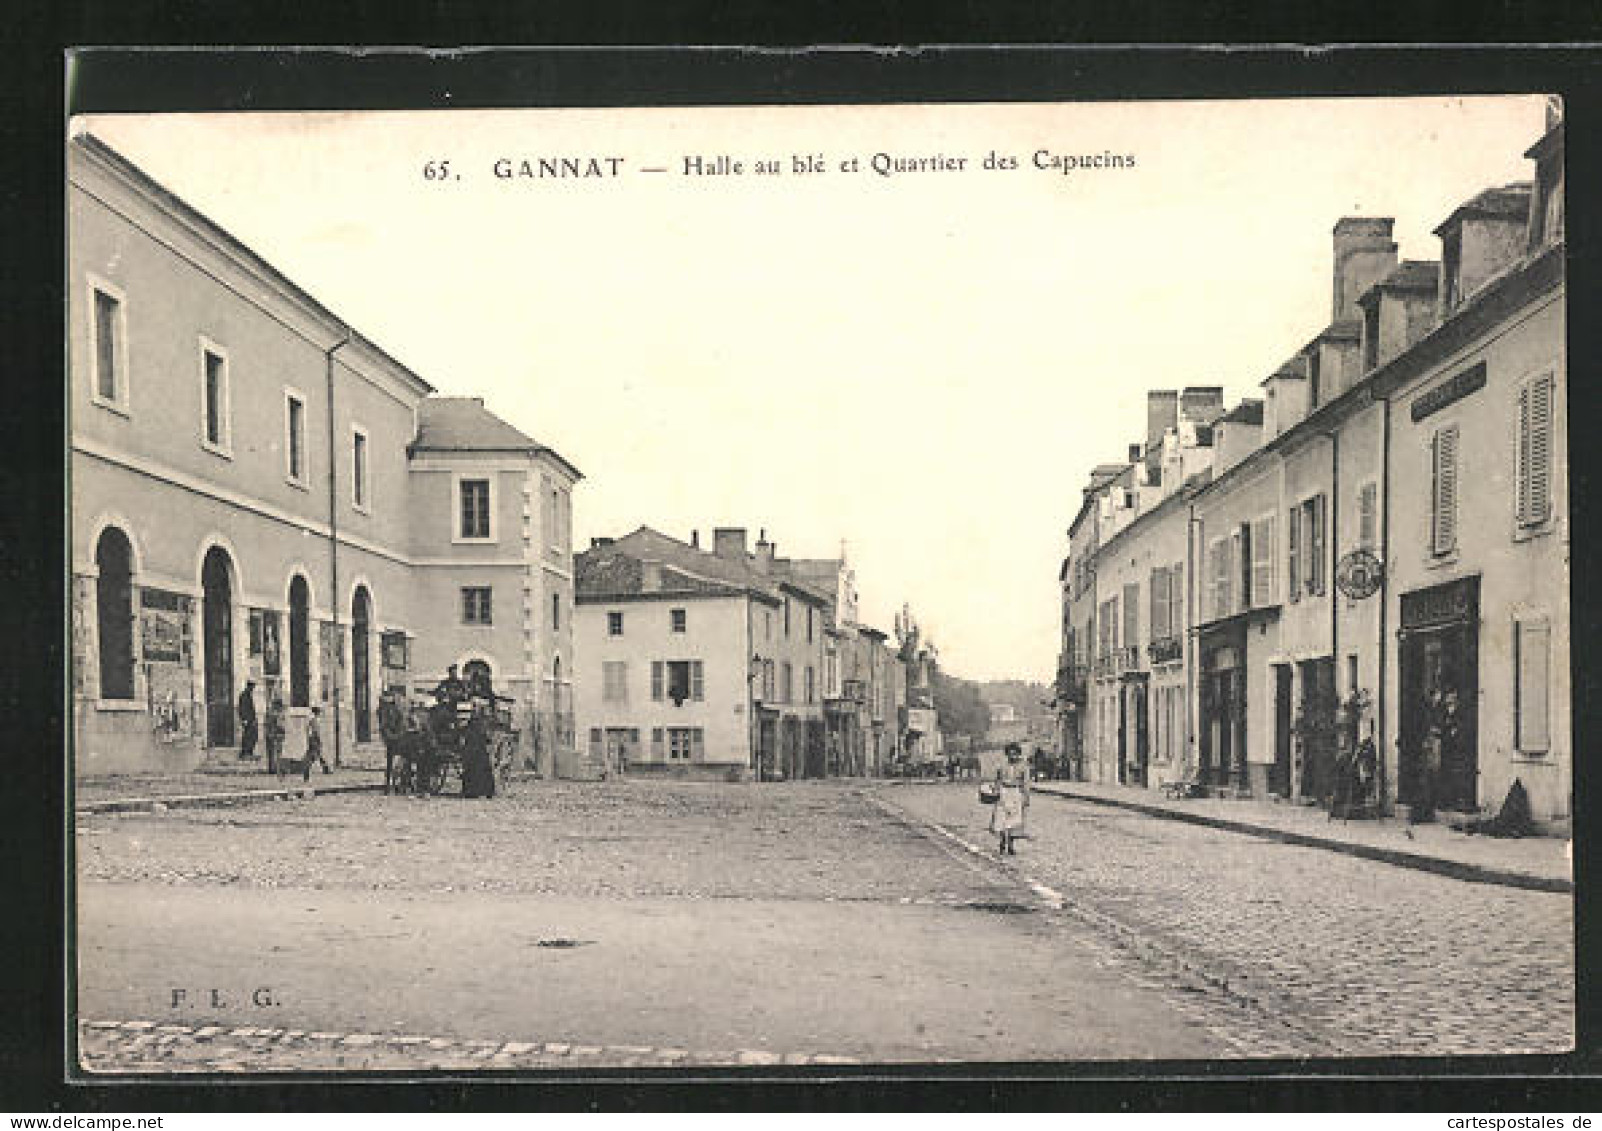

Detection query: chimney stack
xmin=1146 ymin=390 xmax=1178 ymax=455
xmin=754 ymin=528 xmax=776 ymax=574
xmin=641 ymin=559 xmax=663 ymax=592
xmin=1332 ymin=217 xmax=1398 ymax=322
xmin=713 ymin=527 xmax=748 ymax=561
xmin=1180 ymin=386 xmax=1225 ymax=425
xmin=690 ymin=530 xmax=700 ymax=550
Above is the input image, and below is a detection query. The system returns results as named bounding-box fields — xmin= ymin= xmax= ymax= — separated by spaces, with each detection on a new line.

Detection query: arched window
xmin=94 ymin=528 xmax=135 ymax=700
xmin=288 ymin=575 xmax=311 ymax=708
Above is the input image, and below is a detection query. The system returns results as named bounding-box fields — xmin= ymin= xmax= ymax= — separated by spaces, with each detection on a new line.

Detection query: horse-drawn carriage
xmin=381 ymin=691 xmax=519 ymax=796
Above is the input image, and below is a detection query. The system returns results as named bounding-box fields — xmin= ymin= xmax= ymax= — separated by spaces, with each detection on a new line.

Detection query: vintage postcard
xmin=68 ymin=92 xmax=1570 ymax=1075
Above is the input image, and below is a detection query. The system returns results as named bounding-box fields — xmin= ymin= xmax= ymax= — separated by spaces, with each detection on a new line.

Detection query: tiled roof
xmin=1368 ymin=259 xmax=1440 ymax=294
xmin=1315 ymin=319 xmax=1363 ymax=344
xmin=412 ymin=397 xmax=543 ymax=452
xmin=575 ymin=526 xmax=794 ymax=603
xmin=1433 ymin=182 xmax=1532 ymax=235
xmin=1221 ymin=399 xmax=1264 ymax=426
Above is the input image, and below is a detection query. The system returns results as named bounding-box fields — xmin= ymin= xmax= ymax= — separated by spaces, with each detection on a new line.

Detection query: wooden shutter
xmin=651 ymin=660 xmax=664 ymax=701
xmin=1287 ymin=506 xmax=1301 ymax=602
xmin=1516 ymin=617 xmax=1551 ymax=752
xmin=692 ymin=660 xmax=705 ymax=701
xmin=1252 ymin=516 xmax=1274 ymax=606
xmin=1433 ymin=426 xmax=1459 ymax=554
xmin=1170 ymin=563 xmax=1184 ymax=636
xmin=1150 ymin=567 xmax=1165 ymax=641
xmin=1123 ymin=583 xmax=1139 ymax=651
xmin=1520 ymin=376 xmax=1554 ymax=526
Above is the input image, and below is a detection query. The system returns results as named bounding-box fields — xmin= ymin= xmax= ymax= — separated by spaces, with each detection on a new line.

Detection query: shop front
xmin=1398 ymin=575 xmax=1481 ymax=817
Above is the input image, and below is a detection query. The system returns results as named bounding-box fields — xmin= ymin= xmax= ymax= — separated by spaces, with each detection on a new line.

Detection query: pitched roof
xmin=411 ymin=397 xmax=584 ymax=478
xmin=1433 ymin=182 xmax=1532 ymax=235
xmin=1363 ymin=259 xmax=1441 ymax=300
xmin=1220 ymin=399 xmax=1264 ymax=426
xmin=575 ymin=526 xmax=787 ymax=604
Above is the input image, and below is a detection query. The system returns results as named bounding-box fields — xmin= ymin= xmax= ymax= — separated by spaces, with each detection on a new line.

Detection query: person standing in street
xmin=989 ymin=742 xmax=1031 ymax=855
xmin=237 ymin=680 xmax=258 ymax=760
xmin=305 ymin=706 xmax=332 ymax=775
xmin=263 ymin=694 xmax=286 ymax=775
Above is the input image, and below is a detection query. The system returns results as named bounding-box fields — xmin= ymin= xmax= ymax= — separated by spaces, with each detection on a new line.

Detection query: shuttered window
xmin=1287 ymin=506 xmax=1301 ymax=602
xmin=1170 ymin=563 xmax=1184 ymax=633
xmin=1359 ymin=482 xmax=1378 ymax=549
xmin=1122 ymin=583 xmax=1139 ymax=651
xmin=1251 ymin=515 xmax=1275 ymax=606
xmin=1431 ymin=425 xmax=1460 ymax=555
xmin=1230 ymin=529 xmax=1246 ymax=614
xmin=1211 ymin=538 xmax=1230 ymax=620
xmin=1517 ymin=375 xmax=1555 ymax=528
xmin=1515 ymin=617 xmax=1551 ymax=753
xmin=602 ymin=660 xmax=628 ymax=703
xmin=650 ymin=660 xmax=664 ymax=701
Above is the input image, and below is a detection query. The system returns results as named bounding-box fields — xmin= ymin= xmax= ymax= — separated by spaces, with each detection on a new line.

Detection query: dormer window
xmin=1362 ymin=301 xmax=1380 ymax=372
xmin=1440 ymin=230 xmax=1463 ymax=313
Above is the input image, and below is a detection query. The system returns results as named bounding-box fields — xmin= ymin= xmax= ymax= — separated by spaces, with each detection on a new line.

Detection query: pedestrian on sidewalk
xmin=263 ymin=694 xmax=286 ymax=775
xmin=989 ymin=742 xmax=1031 ymax=856
xmin=305 ymin=706 xmax=332 ymax=775
xmin=237 ymin=680 xmax=258 ymax=760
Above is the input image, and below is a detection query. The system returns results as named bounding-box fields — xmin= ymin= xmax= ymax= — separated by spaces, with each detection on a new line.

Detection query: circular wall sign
xmin=1335 ymin=549 xmax=1385 ymax=600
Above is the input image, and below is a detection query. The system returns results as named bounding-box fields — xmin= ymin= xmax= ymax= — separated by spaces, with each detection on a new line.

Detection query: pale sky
xmin=76 ymin=97 xmax=1548 ymax=681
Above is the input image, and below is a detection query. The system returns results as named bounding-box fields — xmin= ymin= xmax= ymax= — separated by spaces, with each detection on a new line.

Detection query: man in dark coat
xmin=237 ymin=680 xmax=258 ymax=759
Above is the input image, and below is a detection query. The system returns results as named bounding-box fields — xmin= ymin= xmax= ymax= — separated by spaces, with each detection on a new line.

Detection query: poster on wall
xmin=146 ymin=660 xmax=195 ymax=744
xmin=139 ymin=589 xmax=189 ymax=663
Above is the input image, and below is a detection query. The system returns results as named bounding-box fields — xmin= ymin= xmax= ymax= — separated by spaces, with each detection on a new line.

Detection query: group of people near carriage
xmin=377 ymin=663 xmax=514 ymax=799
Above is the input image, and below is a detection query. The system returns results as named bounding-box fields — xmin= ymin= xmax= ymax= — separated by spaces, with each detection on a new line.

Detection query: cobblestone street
xmin=74 ymin=777 xmax=1572 ymax=1073
xmin=885 ymin=781 xmax=1574 ymax=1056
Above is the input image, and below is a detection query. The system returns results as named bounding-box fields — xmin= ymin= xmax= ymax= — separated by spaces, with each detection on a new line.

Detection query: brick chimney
xmin=1332 ymin=217 xmax=1398 ymax=322
xmin=754 ymin=529 xmax=776 ymax=574
xmin=713 ymin=527 xmax=747 ymax=561
xmin=690 ymin=530 xmax=700 ymax=550
xmin=1146 ymin=389 xmax=1178 ymax=454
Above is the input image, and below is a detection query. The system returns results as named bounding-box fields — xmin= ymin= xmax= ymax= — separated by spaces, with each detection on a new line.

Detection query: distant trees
xmin=932 ymin=670 xmax=990 ymax=741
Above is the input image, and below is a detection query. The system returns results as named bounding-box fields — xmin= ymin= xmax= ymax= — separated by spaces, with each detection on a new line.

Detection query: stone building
xmin=572 ymin=527 xmax=829 ymax=780
xmin=1054 ymin=116 xmax=1568 ymax=827
xmin=70 ymin=132 xmax=579 ymax=777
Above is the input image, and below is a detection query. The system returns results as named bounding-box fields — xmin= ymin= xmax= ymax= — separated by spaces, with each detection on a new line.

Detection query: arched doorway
xmin=94 ymin=528 xmax=135 ymax=701
xmin=463 ymin=658 xmax=491 ymax=695
xmin=201 ymin=546 xmax=236 ymax=746
xmin=288 ymin=575 xmax=310 ymax=708
xmin=351 ymin=586 xmax=372 ymax=742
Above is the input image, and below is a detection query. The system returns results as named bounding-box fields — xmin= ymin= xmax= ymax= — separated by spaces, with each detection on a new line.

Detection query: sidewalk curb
xmin=76 ymin=780 xmax=388 ymax=816
xmin=1033 ymin=784 xmax=1571 ymax=894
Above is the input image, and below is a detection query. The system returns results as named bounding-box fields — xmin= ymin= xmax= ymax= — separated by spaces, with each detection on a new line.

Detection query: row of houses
xmin=1053 ymin=114 xmax=1568 ymax=828
xmin=572 ymin=528 xmax=940 ymax=779
xmin=69 ymin=130 xmax=940 ymax=783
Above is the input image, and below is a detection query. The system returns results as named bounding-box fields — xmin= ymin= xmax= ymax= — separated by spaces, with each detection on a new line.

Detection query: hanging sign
xmin=1335 ymin=549 xmax=1385 ymax=600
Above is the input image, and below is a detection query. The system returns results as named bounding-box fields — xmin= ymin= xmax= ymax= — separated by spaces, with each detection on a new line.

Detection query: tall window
xmin=1150 ymin=566 xmax=1170 ymax=641
xmin=607 ymin=611 xmax=624 ymax=636
xmin=1358 ymin=482 xmax=1378 ymax=549
xmin=1515 ymin=616 xmax=1551 ymax=753
xmin=551 ymin=592 xmax=561 ymax=631
xmin=807 ymin=606 xmax=814 ymax=643
xmin=285 ymin=391 xmax=307 ymax=485
xmin=91 ymin=285 xmax=125 ymax=408
xmin=1301 ymin=495 xmax=1328 ymax=594
xmin=602 ymin=660 xmax=629 ymax=704
xmin=784 ymin=597 xmax=791 ymax=637
xmin=670 ymin=608 xmax=687 ymax=633
xmin=653 ymin=660 xmax=703 ymax=704
xmin=459 ymin=478 xmax=491 ymax=539
xmin=1210 ymin=538 xmax=1230 ymax=619
xmin=1250 ymin=515 xmax=1275 ymax=606
xmin=805 ymin=665 xmax=815 ymax=704
xmin=1517 ymin=374 xmax=1555 ymax=529
xmin=288 ymin=575 xmax=311 ymax=708
xmin=201 ymin=342 xmax=229 ymax=452
xmin=351 ymin=427 xmax=369 ymax=510
xmin=780 ymin=661 xmax=793 ymax=704
xmin=1121 ymin=583 xmax=1139 ymax=652
xmin=1430 ymin=426 xmax=1459 ymax=556
xmin=461 ymin=586 xmax=492 ymax=625
xmin=93 ymin=528 xmax=135 ymax=700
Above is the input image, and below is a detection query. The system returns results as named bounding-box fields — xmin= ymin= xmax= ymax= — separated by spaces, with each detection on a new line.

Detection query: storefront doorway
xmin=1399 ymin=577 xmax=1481 ymax=814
